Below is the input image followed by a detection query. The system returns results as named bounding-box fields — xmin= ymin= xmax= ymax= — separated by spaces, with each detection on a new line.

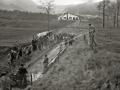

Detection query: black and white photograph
xmin=0 ymin=0 xmax=119 ymax=90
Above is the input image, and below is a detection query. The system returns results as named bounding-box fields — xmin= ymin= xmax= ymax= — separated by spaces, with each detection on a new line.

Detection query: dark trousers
xmin=89 ymin=33 xmax=97 ymax=49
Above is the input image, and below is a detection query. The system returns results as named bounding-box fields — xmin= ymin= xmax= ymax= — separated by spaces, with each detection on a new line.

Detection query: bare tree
xmin=97 ymin=2 xmax=103 ymax=17
xmin=107 ymin=3 xmax=117 ymax=27
xmin=38 ymin=0 xmax=54 ymax=31
xmin=97 ymin=0 xmax=110 ymax=28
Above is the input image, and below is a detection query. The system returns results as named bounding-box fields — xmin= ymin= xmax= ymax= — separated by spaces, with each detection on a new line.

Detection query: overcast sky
xmin=31 ymin=0 xmax=105 ymax=5
xmin=0 ymin=0 xmax=115 ymax=5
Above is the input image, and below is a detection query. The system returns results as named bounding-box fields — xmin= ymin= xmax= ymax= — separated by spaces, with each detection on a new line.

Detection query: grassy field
xmin=0 ymin=19 xmax=74 ymax=46
xmin=28 ymin=20 xmax=120 ymax=90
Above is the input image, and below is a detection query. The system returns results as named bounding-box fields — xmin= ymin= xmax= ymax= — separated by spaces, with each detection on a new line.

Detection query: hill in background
xmin=0 ymin=2 xmax=25 ymax=11
xmin=0 ymin=0 xmax=40 ymax=12
xmin=0 ymin=0 xmax=99 ymax=15
xmin=55 ymin=1 xmax=99 ymax=15
xmin=66 ymin=1 xmax=99 ymax=15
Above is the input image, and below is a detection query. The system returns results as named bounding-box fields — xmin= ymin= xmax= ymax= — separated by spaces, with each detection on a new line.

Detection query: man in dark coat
xmin=89 ymin=24 xmax=97 ymax=49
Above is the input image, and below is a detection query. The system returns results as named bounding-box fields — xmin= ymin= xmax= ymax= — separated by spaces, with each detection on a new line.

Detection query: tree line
xmin=0 ymin=9 xmax=57 ymax=20
xmin=97 ymin=0 xmax=120 ymax=28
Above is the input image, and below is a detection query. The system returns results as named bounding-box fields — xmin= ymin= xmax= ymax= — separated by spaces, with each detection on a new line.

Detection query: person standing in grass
xmin=38 ymin=39 xmax=42 ymax=50
xmin=22 ymin=46 xmax=27 ymax=56
xmin=83 ymin=35 xmax=88 ymax=45
xmin=17 ymin=64 xmax=28 ymax=85
xmin=59 ymin=44 xmax=62 ymax=53
xmin=8 ymin=49 xmax=15 ymax=65
xmin=27 ymin=44 xmax=33 ymax=56
xmin=17 ymin=47 xmax=22 ymax=59
xmin=32 ymin=37 xmax=37 ymax=51
xmin=79 ymin=16 xmax=82 ymax=25
xmin=0 ymin=72 xmax=12 ymax=90
xmin=42 ymin=55 xmax=49 ymax=74
xmin=89 ymin=24 xmax=97 ymax=49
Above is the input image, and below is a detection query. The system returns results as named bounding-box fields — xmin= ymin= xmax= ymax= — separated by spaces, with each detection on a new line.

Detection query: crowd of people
xmin=2 ymin=30 xmax=76 ymax=89
xmin=1 ymin=31 xmax=54 ymax=89
xmin=7 ymin=31 xmax=53 ymax=66
xmin=7 ymin=29 xmax=76 ymax=66
xmin=54 ymin=33 xmax=76 ymax=46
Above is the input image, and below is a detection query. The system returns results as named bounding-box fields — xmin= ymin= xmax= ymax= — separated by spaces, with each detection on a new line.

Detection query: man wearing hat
xmin=0 ymin=72 xmax=12 ymax=90
xmin=18 ymin=64 xmax=28 ymax=74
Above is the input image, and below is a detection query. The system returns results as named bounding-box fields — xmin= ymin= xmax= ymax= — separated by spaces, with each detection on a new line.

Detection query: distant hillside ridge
xmin=55 ymin=1 xmax=99 ymax=15
xmin=0 ymin=0 xmax=40 ymax=12
xmin=0 ymin=0 xmax=99 ymax=14
xmin=0 ymin=2 xmax=25 ymax=11
xmin=66 ymin=1 xmax=99 ymax=15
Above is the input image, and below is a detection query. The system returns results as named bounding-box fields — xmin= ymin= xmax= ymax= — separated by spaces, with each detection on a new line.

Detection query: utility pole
xmin=103 ymin=0 xmax=106 ymax=28
xmin=67 ymin=11 xmax=68 ymax=20
xmin=117 ymin=0 xmax=120 ymax=27
xmin=47 ymin=11 xmax=50 ymax=31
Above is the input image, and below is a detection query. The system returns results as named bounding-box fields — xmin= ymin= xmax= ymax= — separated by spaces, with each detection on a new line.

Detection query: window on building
xmin=76 ymin=17 xmax=78 ymax=20
xmin=63 ymin=17 xmax=66 ymax=19
xmin=73 ymin=17 xmax=75 ymax=20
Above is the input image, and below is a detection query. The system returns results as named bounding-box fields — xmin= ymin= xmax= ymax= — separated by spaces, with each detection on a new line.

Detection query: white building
xmin=58 ymin=14 xmax=79 ymax=20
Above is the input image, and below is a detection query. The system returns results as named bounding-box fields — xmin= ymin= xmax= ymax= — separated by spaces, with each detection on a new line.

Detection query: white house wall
xmin=58 ymin=14 xmax=79 ymax=20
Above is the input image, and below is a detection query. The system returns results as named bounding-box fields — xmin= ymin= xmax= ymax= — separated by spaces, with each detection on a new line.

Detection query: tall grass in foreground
xmin=86 ymin=50 xmax=120 ymax=90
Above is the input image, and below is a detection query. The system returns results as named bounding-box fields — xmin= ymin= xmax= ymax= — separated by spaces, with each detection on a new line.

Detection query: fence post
xmin=30 ymin=73 xmax=33 ymax=86
xmin=10 ymin=84 xmax=12 ymax=90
